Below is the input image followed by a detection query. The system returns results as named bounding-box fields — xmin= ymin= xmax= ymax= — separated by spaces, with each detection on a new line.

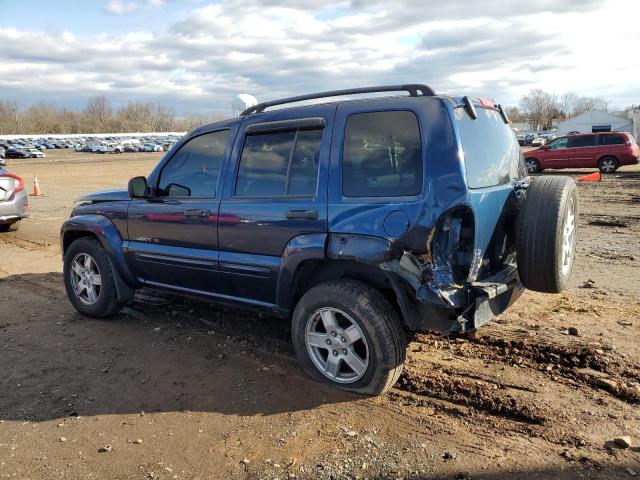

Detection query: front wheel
xmin=525 ymin=158 xmax=541 ymax=173
xmin=291 ymin=280 xmax=406 ymax=396
xmin=598 ymin=156 xmax=618 ymax=173
xmin=63 ymin=237 xmax=123 ymax=318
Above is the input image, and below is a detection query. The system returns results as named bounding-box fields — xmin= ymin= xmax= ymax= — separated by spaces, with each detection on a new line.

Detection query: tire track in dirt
xmin=444 ymin=335 xmax=640 ymax=404
xmin=396 ymin=365 xmax=547 ymax=425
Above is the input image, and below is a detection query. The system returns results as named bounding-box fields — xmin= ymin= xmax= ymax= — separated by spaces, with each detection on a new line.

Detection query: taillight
xmin=478 ymin=98 xmax=496 ymax=109
xmin=2 ymin=173 xmax=24 ymax=193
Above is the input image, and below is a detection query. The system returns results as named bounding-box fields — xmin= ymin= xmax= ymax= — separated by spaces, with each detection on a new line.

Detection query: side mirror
xmin=128 ymin=176 xmax=149 ymax=198
xmin=540 ymin=145 xmax=550 ymax=150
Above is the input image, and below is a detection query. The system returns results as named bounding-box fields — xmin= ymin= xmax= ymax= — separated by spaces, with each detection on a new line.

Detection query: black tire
xmin=525 ymin=158 xmax=541 ymax=173
xmin=598 ymin=156 xmax=618 ymax=173
xmin=291 ymin=280 xmax=406 ymax=396
xmin=0 ymin=220 xmax=20 ymax=232
xmin=63 ymin=237 xmax=123 ymax=318
xmin=517 ymin=176 xmax=578 ymax=293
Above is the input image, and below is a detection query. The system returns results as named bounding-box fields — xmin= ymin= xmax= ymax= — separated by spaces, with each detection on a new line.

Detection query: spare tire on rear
xmin=516 ymin=176 xmax=578 ymax=293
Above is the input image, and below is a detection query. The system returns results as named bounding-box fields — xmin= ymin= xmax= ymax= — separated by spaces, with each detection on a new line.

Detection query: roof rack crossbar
xmin=241 ymin=84 xmax=436 ymax=115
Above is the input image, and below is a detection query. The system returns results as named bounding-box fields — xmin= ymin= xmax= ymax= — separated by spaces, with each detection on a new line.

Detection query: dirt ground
xmin=1 ymin=149 xmax=639 ymax=480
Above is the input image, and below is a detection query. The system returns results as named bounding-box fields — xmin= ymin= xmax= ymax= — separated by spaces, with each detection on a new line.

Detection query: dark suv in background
xmin=524 ymin=131 xmax=638 ymax=173
xmin=61 ymin=85 xmax=578 ymax=395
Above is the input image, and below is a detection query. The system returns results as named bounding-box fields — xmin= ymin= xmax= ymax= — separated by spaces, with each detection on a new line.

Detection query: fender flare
xmin=61 ymin=215 xmax=140 ymax=298
xmin=276 ymin=233 xmax=327 ymax=310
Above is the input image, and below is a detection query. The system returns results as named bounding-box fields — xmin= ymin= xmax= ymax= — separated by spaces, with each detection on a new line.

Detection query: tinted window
xmin=600 ymin=134 xmax=625 ymax=145
xmin=568 ymin=135 xmax=596 ymax=148
xmin=455 ymin=107 xmax=525 ymax=189
xmin=235 ymin=128 xmax=322 ymax=197
xmin=547 ymin=137 xmax=568 ymax=149
xmin=343 ymin=111 xmax=422 ymax=197
xmin=288 ymin=129 xmax=322 ymax=195
xmin=157 ymin=130 xmax=229 ymax=197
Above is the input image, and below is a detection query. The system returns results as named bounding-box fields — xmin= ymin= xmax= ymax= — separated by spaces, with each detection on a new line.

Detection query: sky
xmin=0 ymin=0 xmax=638 ymax=116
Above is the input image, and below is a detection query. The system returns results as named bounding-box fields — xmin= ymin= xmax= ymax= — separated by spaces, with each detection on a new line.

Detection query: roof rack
xmin=241 ymin=84 xmax=436 ymax=115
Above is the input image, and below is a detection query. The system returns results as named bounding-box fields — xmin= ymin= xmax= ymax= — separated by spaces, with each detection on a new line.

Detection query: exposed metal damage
xmin=326 ymin=204 xmax=522 ymax=334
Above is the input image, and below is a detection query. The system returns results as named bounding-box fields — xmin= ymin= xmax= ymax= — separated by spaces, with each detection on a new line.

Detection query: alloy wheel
xmin=305 ymin=307 xmax=369 ymax=384
xmin=70 ymin=253 xmax=102 ymax=305
xmin=561 ymin=198 xmax=576 ymax=276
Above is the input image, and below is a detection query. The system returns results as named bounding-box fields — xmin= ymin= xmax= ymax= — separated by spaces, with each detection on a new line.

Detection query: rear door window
xmin=455 ymin=107 xmax=525 ymax=188
xmin=235 ymin=128 xmax=322 ymax=197
xmin=568 ymin=135 xmax=596 ymax=148
xmin=342 ymin=111 xmax=422 ymax=197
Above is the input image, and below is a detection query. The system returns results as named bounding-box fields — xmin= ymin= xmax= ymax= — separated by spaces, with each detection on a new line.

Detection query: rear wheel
xmin=291 ymin=280 xmax=406 ymax=396
xmin=598 ymin=156 xmax=618 ymax=173
xmin=517 ymin=176 xmax=578 ymax=293
xmin=525 ymin=158 xmax=541 ymax=173
xmin=63 ymin=237 xmax=123 ymax=318
xmin=0 ymin=220 xmax=20 ymax=232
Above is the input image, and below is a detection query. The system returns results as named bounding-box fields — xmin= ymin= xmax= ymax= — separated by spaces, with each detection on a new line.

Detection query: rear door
xmin=328 ymin=101 xmax=425 ymax=241
xmin=125 ymin=129 xmax=232 ymax=293
xmin=566 ymin=134 xmax=597 ymax=168
xmin=216 ymin=105 xmax=333 ymax=305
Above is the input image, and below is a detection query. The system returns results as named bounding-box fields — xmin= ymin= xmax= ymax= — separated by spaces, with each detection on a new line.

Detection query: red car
xmin=524 ymin=132 xmax=639 ymax=173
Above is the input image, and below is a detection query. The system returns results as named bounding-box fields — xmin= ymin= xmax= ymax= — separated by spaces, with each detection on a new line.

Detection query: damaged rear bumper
xmin=384 ymin=259 xmax=523 ymax=334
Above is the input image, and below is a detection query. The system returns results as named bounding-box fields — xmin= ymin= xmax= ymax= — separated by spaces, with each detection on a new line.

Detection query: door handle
xmin=286 ymin=209 xmax=319 ymax=220
xmin=184 ymin=209 xmax=210 ymax=217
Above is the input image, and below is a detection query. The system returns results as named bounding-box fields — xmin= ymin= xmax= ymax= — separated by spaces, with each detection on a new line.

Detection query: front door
xmin=540 ymin=137 xmax=569 ymax=168
xmin=216 ymin=105 xmax=334 ymax=305
xmin=125 ymin=129 xmax=232 ymax=293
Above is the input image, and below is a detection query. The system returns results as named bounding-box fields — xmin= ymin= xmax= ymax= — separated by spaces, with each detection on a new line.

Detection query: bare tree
xmin=559 ymin=91 xmax=608 ymax=118
xmin=519 ymin=89 xmax=559 ymax=131
xmin=84 ymin=96 xmax=114 ymax=132
xmin=504 ymin=106 xmax=527 ymax=123
xmin=0 ymin=100 xmax=20 ymax=135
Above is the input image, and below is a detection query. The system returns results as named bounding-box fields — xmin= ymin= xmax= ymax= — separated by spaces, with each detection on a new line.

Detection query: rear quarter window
xmin=342 ymin=111 xmax=422 ymax=197
xmin=455 ymin=107 xmax=525 ymax=188
xmin=600 ymin=134 xmax=625 ymax=145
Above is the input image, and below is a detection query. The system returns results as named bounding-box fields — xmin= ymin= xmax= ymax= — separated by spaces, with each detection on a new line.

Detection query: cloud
xmin=1 ymin=0 xmax=638 ymax=115
xmin=103 ymin=0 xmax=137 ymax=15
xmin=103 ymin=0 xmax=170 ymax=15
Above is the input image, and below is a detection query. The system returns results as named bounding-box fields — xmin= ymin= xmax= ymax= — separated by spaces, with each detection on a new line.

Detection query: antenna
xmin=231 ymin=94 xmax=258 ymax=117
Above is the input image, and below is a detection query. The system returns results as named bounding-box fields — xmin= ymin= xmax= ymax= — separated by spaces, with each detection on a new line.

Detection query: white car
xmin=140 ymin=144 xmax=163 ymax=152
xmin=28 ymin=149 xmax=45 ymax=158
xmin=530 ymin=137 xmax=546 ymax=147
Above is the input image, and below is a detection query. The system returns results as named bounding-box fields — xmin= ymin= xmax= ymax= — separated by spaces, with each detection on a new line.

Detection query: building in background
xmin=557 ymin=110 xmax=633 ymax=136
xmin=625 ymin=106 xmax=640 ymax=140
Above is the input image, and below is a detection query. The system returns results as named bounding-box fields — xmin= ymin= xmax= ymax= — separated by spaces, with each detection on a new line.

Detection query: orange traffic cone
xmin=577 ymin=171 xmax=601 ymax=182
xmin=31 ymin=175 xmax=43 ymax=196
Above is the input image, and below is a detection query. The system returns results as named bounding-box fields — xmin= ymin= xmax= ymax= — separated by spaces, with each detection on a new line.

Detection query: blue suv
xmin=61 ymin=85 xmax=578 ymax=395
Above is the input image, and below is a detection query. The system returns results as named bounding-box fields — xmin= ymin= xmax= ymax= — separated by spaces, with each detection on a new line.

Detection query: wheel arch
xmin=597 ymin=154 xmax=619 ymax=163
xmin=61 ymin=214 xmax=139 ymax=289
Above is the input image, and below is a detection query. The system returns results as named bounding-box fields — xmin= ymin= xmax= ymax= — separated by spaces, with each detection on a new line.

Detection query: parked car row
xmin=73 ymin=135 xmax=179 ymax=154
xmin=0 ymin=134 xmax=182 ymax=160
xmin=516 ymin=132 xmax=557 ymax=147
xmin=0 ymin=145 xmax=46 ymax=159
